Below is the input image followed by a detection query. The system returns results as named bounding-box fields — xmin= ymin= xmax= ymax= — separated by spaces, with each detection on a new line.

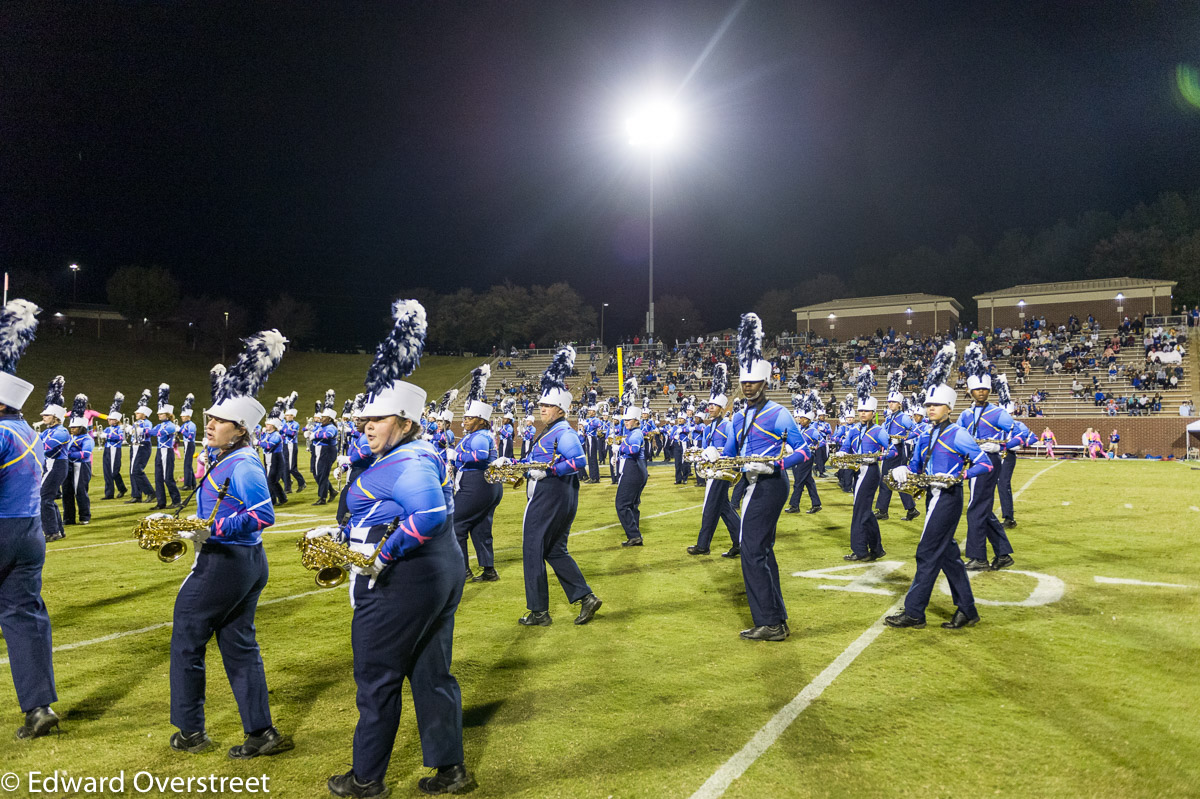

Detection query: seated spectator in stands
xmin=1072 ymin=379 xmax=1085 ymax=398
xmin=1094 ymin=389 xmax=1105 ymax=407
xmin=1181 ymin=400 xmax=1195 ymax=416
xmin=1106 ymin=399 xmax=1117 ymax=416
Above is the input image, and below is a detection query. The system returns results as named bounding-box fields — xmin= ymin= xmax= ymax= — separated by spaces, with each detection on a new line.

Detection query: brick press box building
xmin=791 ymin=293 xmax=962 ymax=339
xmin=973 ymin=277 xmax=1177 ymax=331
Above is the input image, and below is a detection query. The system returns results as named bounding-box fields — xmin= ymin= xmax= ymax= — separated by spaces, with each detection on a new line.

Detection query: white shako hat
xmin=463 ymin=364 xmax=493 ymax=420
xmin=108 ymin=391 xmax=125 ymax=422
xmin=135 ymin=388 xmax=153 ymax=417
xmin=538 ymin=345 xmax=576 ymax=412
xmin=42 ymin=375 xmax=66 ymax=420
xmin=68 ymin=393 xmax=89 ymax=427
xmin=887 ymin=369 xmax=905 ymax=404
xmin=737 ymin=312 xmax=771 ymax=382
xmin=922 ymin=343 xmax=959 ymax=410
xmin=621 ymin=405 xmax=640 ymax=421
xmin=964 ymin=341 xmax=992 ymax=391
xmin=0 ymin=300 xmax=39 ymax=410
xmin=708 ymin=362 xmax=729 ymax=408
xmin=359 ymin=299 xmax=429 ymax=420
xmin=206 ymin=329 xmax=288 ymax=430
xmin=157 ymin=383 xmax=173 ymax=416
xmin=180 ymin=393 xmax=194 ymax=418
xmin=856 ymin=366 xmax=877 ymax=412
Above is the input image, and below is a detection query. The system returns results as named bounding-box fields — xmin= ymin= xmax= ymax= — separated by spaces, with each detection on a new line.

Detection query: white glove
xmin=743 ymin=461 xmax=775 ymax=475
xmin=979 ymin=441 xmax=1001 ymax=453
xmin=492 ymin=456 xmax=511 ymax=467
xmin=891 ymin=465 xmax=910 ymax=485
xmin=929 ymin=472 xmax=953 ymax=490
xmin=525 ymin=469 xmax=547 ymax=482
xmin=180 ymin=525 xmax=212 ymax=544
xmin=351 ymin=554 xmax=388 ymax=589
xmin=702 ymin=446 xmax=721 ymax=462
xmin=336 ymin=455 xmax=351 ymax=468
xmin=306 ymin=525 xmax=343 ymax=541
xmin=144 ymin=512 xmax=170 ymax=521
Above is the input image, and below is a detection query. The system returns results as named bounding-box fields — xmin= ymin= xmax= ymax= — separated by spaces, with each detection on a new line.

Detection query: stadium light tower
xmin=626 ymin=94 xmax=682 ymax=340
xmin=69 ymin=263 xmax=79 ymax=302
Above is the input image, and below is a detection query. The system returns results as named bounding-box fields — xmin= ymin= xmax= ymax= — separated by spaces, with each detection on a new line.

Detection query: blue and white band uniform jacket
xmin=521 ymin=419 xmax=585 ymax=476
xmin=199 ymin=446 xmax=275 ymax=546
xmin=907 ymin=422 xmax=993 ymax=480
xmin=956 ymin=402 xmax=1018 ymax=448
xmin=720 ymin=400 xmax=810 ymax=468
xmin=1 ymin=414 xmax=45 ymax=515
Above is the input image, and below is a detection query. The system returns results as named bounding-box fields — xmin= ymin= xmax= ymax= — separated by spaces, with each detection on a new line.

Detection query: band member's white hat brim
xmin=924 ymin=384 xmax=958 ymax=409
xmin=0 ymin=373 xmax=34 ymax=410
xmin=967 ymin=375 xmax=992 ymax=391
xmin=464 ymin=399 xmax=493 ymax=419
xmin=360 ymin=381 xmax=427 ymax=421
xmin=739 ymin=359 xmax=771 ymax=382
xmin=539 ymin=387 xmax=572 ymax=412
xmin=206 ymin=396 xmax=267 ymax=431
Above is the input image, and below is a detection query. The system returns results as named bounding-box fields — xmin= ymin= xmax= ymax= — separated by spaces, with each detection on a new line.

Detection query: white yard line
xmin=691 ymin=454 xmax=1065 ymax=798
xmin=1094 ymin=576 xmax=1195 ymax=589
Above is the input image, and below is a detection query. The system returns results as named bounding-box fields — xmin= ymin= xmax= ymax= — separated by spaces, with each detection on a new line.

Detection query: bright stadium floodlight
xmin=625 ymin=96 xmax=682 ymax=151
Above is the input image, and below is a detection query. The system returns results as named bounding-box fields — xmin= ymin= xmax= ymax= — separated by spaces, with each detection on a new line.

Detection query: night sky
xmin=3 ymin=1 xmax=1199 ymax=343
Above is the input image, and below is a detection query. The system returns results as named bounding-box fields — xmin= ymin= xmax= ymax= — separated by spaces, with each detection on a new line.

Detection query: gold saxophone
xmin=683 ymin=446 xmax=704 ymax=463
xmin=485 ymin=441 xmax=558 ymax=487
xmin=694 ymin=454 xmax=781 ymax=483
xmin=882 ymin=471 xmax=963 ymax=500
xmin=828 ymin=451 xmax=879 ymax=470
xmin=133 ymin=478 xmax=230 ymax=563
xmin=296 ymin=516 xmax=401 ymax=589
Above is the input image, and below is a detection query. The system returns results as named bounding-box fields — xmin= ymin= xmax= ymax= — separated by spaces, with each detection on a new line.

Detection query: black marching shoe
xmin=15 ymin=706 xmax=59 ymax=739
xmin=905 ymin=508 xmax=921 ymax=521
xmin=874 ymin=511 xmax=889 ymax=520
xmin=228 ymin=726 xmax=293 ymax=759
xmin=686 ymin=545 xmax=710 ymax=555
xmin=843 ymin=552 xmax=874 ymax=562
xmin=1002 ymin=517 xmax=1017 ymax=529
xmin=784 ymin=506 xmax=801 ymax=514
xmin=417 ymin=764 xmax=475 ymax=795
xmin=964 ymin=558 xmax=993 ymax=572
xmin=574 ymin=593 xmax=602 ymax=625
xmin=44 ymin=532 xmax=64 ymax=543
xmin=169 ymin=729 xmax=214 ymax=753
xmin=869 ymin=550 xmax=886 ymax=560
xmin=884 ymin=613 xmax=926 ymax=629
xmin=621 ymin=536 xmax=643 ymax=547
xmin=991 ymin=554 xmax=1015 ymax=570
xmin=123 ymin=497 xmax=141 ymax=504
xmin=721 ymin=546 xmax=740 ymax=559
xmin=739 ymin=624 xmax=788 ymax=642
xmin=941 ymin=609 xmax=979 ymax=629
xmin=328 ymin=770 xmax=389 ymax=798
xmin=476 ymin=567 xmax=499 ymax=582
xmin=464 ymin=568 xmax=476 ymax=583
xmin=806 ymin=506 xmax=822 ymax=514
xmin=313 ymin=498 xmax=328 ymax=506
xmin=518 ymin=610 xmax=551 ymax=627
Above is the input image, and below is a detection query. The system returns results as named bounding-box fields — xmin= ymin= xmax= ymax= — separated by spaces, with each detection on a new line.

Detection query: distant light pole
xmin=222 ymin=311 xmax=230 ymax=362
xmin=601 ymin=302 xmax=609 ymax=347
xmin=626 ymin=94 xmax=681 ymax=340
xmin=69 ymin=263 xmax=79 ymax=302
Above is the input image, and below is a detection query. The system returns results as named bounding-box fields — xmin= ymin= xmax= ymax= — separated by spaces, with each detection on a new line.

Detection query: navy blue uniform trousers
xmin=62 ymin=462 xmax=91 ymax=524
xmin=875 ymin=453 xmax=916 ymax=513
xmin=170 ymin=542 xmax=273 ymax=735
xmin=787 ymin=460 xmax=820 ymax=510
xmin=314 ymin=444 xmax=335 ymax=501
xmin=130 ymin=443 xmax=153 ymax=499
xmin=102 ymin=444 xmax=126 ymax=498
xmin=155 ymin=447 xmax=182 ymax=507
xmin=351 ymin=528 xmax=464 ymax=781
xmin=285 ymin=441 xmax=306 ymax=492
xmin=454 ymin=469 xmax=502 ymax=569
xmin=39 ymin=459 xmax=67 ymax=538
xmin=814 ymin=443 xmax=828 ymax=477
xmin=902 ymin=485 xmax=977 ymax=621
xmin=965 ymin=453 xmax=1014 ymax=560
xmin=738 ymin=470 xmax=789 ymax=627
xmin=673 ymin=445 xmax=691 ymax=484
xmin=182 ymin=441 xmax=197 ymax=490
xmin=586 ymin=435 xmax=601 ymax=481
xmin=522 ymin=474 xmax=592 ymax=612
xmin=0 ymin=516 xmax=57 ymax=712
xmin=615 ymin=457 xmax=647 ymax=539
xmin=850 ymin=465 xmax=884 ymax=557
xmin=997 ymin=450 xmax=1017 ymax=520
xmin=695 ymin=477 xmax=740 ymax=551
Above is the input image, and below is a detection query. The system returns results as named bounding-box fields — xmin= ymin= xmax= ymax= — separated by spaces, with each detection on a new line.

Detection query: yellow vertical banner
xmin=616 ymin=346 xmax=624 ymax=402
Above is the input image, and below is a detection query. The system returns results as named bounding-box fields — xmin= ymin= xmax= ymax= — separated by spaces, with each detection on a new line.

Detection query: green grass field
xmin=3 ymin=458 xmax=1199 ymax=798
xmin=17 ymin=336 xmax=475 ymax=417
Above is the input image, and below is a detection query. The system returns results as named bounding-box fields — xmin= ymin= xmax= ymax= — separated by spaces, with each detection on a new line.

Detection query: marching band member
xmin=0 ymin=300 xmax=60 ymax=738
xmin=715 ymin=313 xmax=810 ymax=641
xmin=336 ymin=394 xmax=375 ymax=525
xmin=874 ymin=371 xmax=920 ymax=522
xmin=834 ymin=397 xmax=857 ymax=494
xmin=312 ymin=392 xmax=338 ymax=505
xmin=62 ymin=395 xmax=93 ymax=526
xmin=126 ymin=389 xmax=154 ymax=504
xmin=260 ymin=401 xmax=288 ymax=506
xmin=101 ymin=392 xmax=127 ymax=499
xmin=814 ymin=406 xmax=832 ymax=478
xmin=179 ymin=394 xmax=197 ymax=490
xmin=615 ymin=404 xmax=647 ymax=546
xmin=784 ymin=391 xmax=823 ymax=514
xmin=994 ymin=374 xmax=1031 ymax=529
xmin=167 ymin=330 xmax=292 ymax=758
xmin=498 ymin=408 xmax=515 ymax=461
xmin=886 ymin=344 xmax=991 ymax=630
xmin=957 ymin=343 xmax=1017 ymax=571
xmin=494 ymin=345 xmax=601 ymax=627
xmin=321 ymin=300 xmax=475 ymax=797
xmin=38 ymin=376 xmax=69 ymax=542
xmin=283 ymin=393 xmax=306 ymax=493
xmin=152 ymin=384 xmax=182 ymax=509
xmin=520 ymin=413 xmax=534 ymax=460
xmin=688 ymin=363 xmax=741 ymax=555
xmin=841 ymin=367 xmax=890 ymax=562
xmin=454 ymin=366 xmax=503 ymax=582
xmin=583 ymin=405 xmax=602 ymax=483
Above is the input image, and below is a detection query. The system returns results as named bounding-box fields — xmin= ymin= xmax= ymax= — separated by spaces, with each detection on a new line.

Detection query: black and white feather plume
xmin=182 ymin=393 xmax=194 ymax=414
xmin=314 ymin=400 xmax=322 ymax=416
xmin=501 ymin=397 xmax=515 ymax=415
xmin=157 ymin=383 xmax=170 ymax=412
xmin=813 ymin=392 xmax=825 ymax=417
xmin=365 ymin=299 xmax=427 ymax=397
xmin=996 ymin=374 xmax=1011 ymax=406
xmin=136 ymin=389 xmax=151 ymax=412
xmin=466 ymin=364 xmax=491 ymax=405
xmin=213 ymin=330 xmax=287 ymax=403
xmin=963 ymin=341 xmax=987 ymax=381
xmin=622 ymin=377 xmax=638 ymax=406
xmin=791 ymin=392 xmax=803 ymax=411
xmin=352 ymin=393 xmax=366 ymax=415
xmin=642 ymin=395 xmax=650 ymax=412
xmin=888 ymin=370 xmax=904 ymax=397
xmin=0 ymin=299 xmax=39 ymax=375
xmin=539 ymin=345 xmax=576 ymax=396
xmin=70 ymin=393 xmax=88 ymax=420
xmin=209 ymin=365 xmax=226 ymax=403
xmin=437 ymin=389 xmax=458 ymax=415
xmin=44 ymin=376 xmax=65 ymax=411
xmin=924 ymin=343 xmax=958 ymax=394
xmin=323 ymin=389 xmax=336 ymax=412
xmin=271 ymin=397 xmax=288 ymax=421
xmin=109 ymin=392 xmax=124 ymax=415
xmin=286 ymin=391 xmax=298 ymax=411
xmin=737 ymin=313 xmax=764 ymax=372
xmin=855 ymin=366 xmax=875 ymax=404
xmin=709 ymin=362 xmax=728 ymax=402
xmin=341 ymin=399 xmax=353 ymax=416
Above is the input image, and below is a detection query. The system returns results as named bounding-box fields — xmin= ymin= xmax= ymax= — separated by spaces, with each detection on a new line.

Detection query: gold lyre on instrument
xmin=827 ymin=451 xmax=879 ymax=470
xmin=133 ymin=478 xmax=230 ymax=563
xmin=296 ymin=516 xmax=401 ymax=588
xmin=694 ymin=454 xmax=781 ymax=483
xmin=882 ymin=471 xmax=963 ymax=500
xmin=484 ymin=441 xmax=558 ymax=487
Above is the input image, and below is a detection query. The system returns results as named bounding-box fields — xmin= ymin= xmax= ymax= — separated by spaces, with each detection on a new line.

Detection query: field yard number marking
xmin=1094 ymin=576 xmax=1195 ymax=589
xmin=939 ymin=569 xmax=1065 ymax=607
xmin=791 ymin=562 xmax=906 ymax=596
